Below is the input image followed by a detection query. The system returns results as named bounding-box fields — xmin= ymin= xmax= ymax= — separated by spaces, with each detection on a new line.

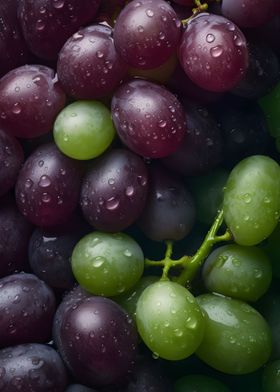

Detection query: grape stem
xmin=144 ymin=210 xmax=232 ymax=286
xmin=181 ymin=0 xmax=209 ymax=27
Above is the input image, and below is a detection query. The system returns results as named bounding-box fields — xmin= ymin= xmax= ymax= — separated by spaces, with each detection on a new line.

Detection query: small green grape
xmin=54 ymin=100 xmax=115 ymax=160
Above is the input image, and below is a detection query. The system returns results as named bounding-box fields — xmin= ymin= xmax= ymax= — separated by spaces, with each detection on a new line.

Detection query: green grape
xmin=71 ymin=232 xmax=144 ymax=297
xmin=223 ymin=155 xmax=280 ymax=246
xmin=203 ymin=244 xmax=272 ymax=302
xmin=261 ymin=224 xmax=280 ymax=279
xmin=53 ymin=100 xmax=115 ymax=160
xmin=189 ymin=168 xmax=229 ymax=226
xmin=262 ymin=360 xmax=280 ymax=392
xmin=114 ymin=275 xmax=158 ymax=321
xmin=175 ymin=374 xmax=231 ymax=392
xmin=196 ymin=294 xmax=272 ymax=375
xmin=136 ymin=281 xmax=206 ymax=361
xmin=259 ymin=81 xmax=280 ymax=138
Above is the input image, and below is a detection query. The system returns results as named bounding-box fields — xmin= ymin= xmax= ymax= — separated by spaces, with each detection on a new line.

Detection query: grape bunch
xmin=0 ymin=0 xmax=279 ymax=391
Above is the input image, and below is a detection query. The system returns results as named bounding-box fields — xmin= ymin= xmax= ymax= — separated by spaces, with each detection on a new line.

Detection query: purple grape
xmin=222 ymin=0 xmax=274 ymax=28
xmin=28 ymin=215 xmax=89 ymax=290
xmin=162 ymin=103 xmax=223 ymax=176
xmin=111 ymin=79 xmax=186 ymax=158
xmin=113 ymin=0 xmax=181 ymax=69
xmin=0 ymin=0 xmax=31 ymax=77
xmin=0 ymin=343 xmax=68 ymax=391
xmin=137 ymin=164 xmax=195 ymax=241
xmin=18 ymin=0 xmax=101 ymax=60
xmin=80 ymin=149 xmax=149 ymax=232
xmin=53 ymin=294 xmax=138 ymax=387
xmin=0 ymin=197 xmax=33 ymax=278
xmin=0 ymin=129 xmax=24 ymax=197
xmin=15 ymin=143 xmax=82 ymax=227
xmin=0 ymin=65 xmax=66 ymax=139
xmin=179 ymin=13 xmax=249 ymax=92
xmin=57 ymin=24 xmax=128 ymax=99
xmin=0 ymin=273 xmax=56 ymax=347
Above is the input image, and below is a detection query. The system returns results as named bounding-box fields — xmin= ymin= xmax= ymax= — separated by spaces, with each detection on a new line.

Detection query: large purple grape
xmin=137 ymin=164 xmax=195 ymax=241
xmin=111 ymin=79 xmax=186 ymax=158
xmin=57 ymin=24 xmax=128 ymax=99
xmin=0 ymin=65 xmax=66 ymax=139
xmin=18 ymin=0 xmax=101 ymax=60
xmin=0 ymin=129 xmax=24 ymax=197
xmin=80 ymin=149 xmax=149 ymax=232
xmin=179 ymin=13 xmax=249 ymax=92
xmin=0 ymin=197 xmax=33 ymax=278
xmin=114 ymin=0 xmax=181 ymax=69
xmin=0 ymin=0 xmax=30 ymax=77
xmin=162 ymin=103 xmax=223 ymax=176
xmin=0 ymin=343 xmax=68 ymax=391
xmin=53 ymin=293 xmax=138 ymax=387
xmin=15 ymin=143 xmax=82 ymax=227
xmin=0 ymin=273 xmax=56 ymax=347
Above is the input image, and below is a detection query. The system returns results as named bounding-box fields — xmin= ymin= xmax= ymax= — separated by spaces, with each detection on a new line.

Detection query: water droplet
xmin=146 ymin=9 xmax=154 ymax=17
xmin=158 ymin=120 xmax=167 ymax=128
xmin=12 ymin=103 xmax=22 ymax=114
xmin=152 ymin=352 xmax=159 ymax=359
xmin=243 ymin=193 xmax=252 ymax=203
xmin=38 ymin=160 xmax=44 ymax=167
xmin=174 ymin=329 xmax=183 ymax=337
xmin=92 ymin=256 xmax=106 ymax=268
xmin=124 ymin=249 xmax=132 ymax=257
xmin=25 ymin=179 xmax=33 ymax=189
xmin=39 ymin=175 xmax=51 ymax=188
xmin=206 ymin=33 xmax=215 ymax=43
xmin=264 ymin=196 xmax=271 ymax=204
xmin=42 ymin=193 xmax=51 ymax=203
xmin=125 ymin=186 xmax=134 ymax=197
xmin=210 ymin=45 xmax=224 ymax=58
xmin=108 ymin=178 xmax=115 ymax=186
xmin=138 ymin=25 xmax=144 ymax=32
xmin=106 ymin=197 xmax=120 ymax=211
xmin=53 ymin=0 xmax=64 ymax=9
xmin=36 ymin=19 xmax=45 ymax=31
xmin=96 ymin=50 xmax=104 ymax=58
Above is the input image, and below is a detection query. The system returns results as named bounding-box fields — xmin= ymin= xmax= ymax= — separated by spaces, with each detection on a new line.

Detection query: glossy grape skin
xmin=57 ymin=24 xmax=128 ymax=100
xmin=0 ymin=343 xmax=68 ymax=392
xmin=162 ymin=103 xmax=223 ymax=176
xmin=196 ymin=294 xmax=272 ymax=374
xmin=113 ymin=0 xmax=181 ymax=70
xmin=53 ymin=295 xmax=138 ymax=387
xmin=221 ymin=0 xmax=274 ymax=28
xmin=259 ymin=81 xmax=280 ymax=138
xmin=18 ymin=0 xmax=101 ymax=60
xmin=262 ymin=360 xmax=280 ymax=392
xmin=179 ymin=13 xmax=249 ymax=92
xmin=0 ymin=273 xmax=56 ymax=347
xmin=175 ymin=374 xmax=231 ymax=392
xmin=0 ymin=0 xmax=30 ymax=78
xmin=54 ymin=101 xmax=115 ymax=160
xmin=0 ymin=198 xmax=33 ymax=278
xmin=80 ymin=149 xmax=148 ymax=232
xmin=223 ymin=155 xmax=280 ymax=246
xmin=0 ymin=130 xmax=24 ymax=197
xmin=0 ymin=65 xmax=66 ymax=139
xmin=136 ymin=281 xmax=206 ymax=361
xmin=137 ymin=164 xmax=195 ymax=241
xmin=189 ymin=168 xmax=229 ymax=225
xmin=72 ymin=232 xmax=144 ymax=297
xmin=202 ymin=244 xmax=272 ymax=302
xmin=112 ymin=79 xmax=186 ymax=158
xmin=15 ymin=143 xmax=81 ymax=227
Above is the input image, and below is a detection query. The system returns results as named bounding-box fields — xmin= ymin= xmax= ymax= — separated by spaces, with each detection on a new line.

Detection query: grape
xmin=162 ymin=103 xmax=223 ymax=176
xmin=0 ymin=130 xmax=24 ymax=197
xmin=53 ymin=101 xmax=115 ymax=160
xmin=113 ymin=0 xmax=181 ymax=69
xmin=0 ymin=343 xmax=68 ymax=391
xmin=0 ymin=65 xmax=66 ymax=139
xmin=136 ymin=281 xmax=206 ymax=361
xmin=111 ymin=79 xmax=186 ymax=158
xmin=0 ymin=273 xmax=56 ymax=347
xmin=259 ymin=81 xmax=280 ymax=138
xmin=223 ymin=155 xmax=280 ymax=246
xmin=196 ymin=294 xmax=272 ymax=374
xmin=179 ymin=13 xmax=249 ymax=92
xmin=189 ymin=168 xmax=229 ymax=225
xmin=0 ymin=197 xmax=33 ymax=278
xmin=18 ymin=0 xmax=101 ymax=60
xmin=137 ymin=164 xmax=196 ymax=241
xmin=221 ymin=0 xmax=274 ymax=28
xmin=71 ymin=232 xmax=144 ymax=297
xmin=15 ymin=143 xmax=81 ymax=227
xmin=202 ymin=244 xmax=272 ymax=302
xmin=57 ymin=24 xmax=128 ymax=100
xmin=175 ymin=374 xmax=231 ymax=392
xmin=262 ymin=360 xmax=280 ymax=392
xmin=53 ymin=294 xmax=138 ymax=387
xmin=80 ymin=149 xmax=148 ymax=232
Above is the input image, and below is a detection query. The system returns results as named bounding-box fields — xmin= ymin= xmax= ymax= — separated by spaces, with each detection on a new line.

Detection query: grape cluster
xmin=0 ymin=0 xmax=279 ymax=391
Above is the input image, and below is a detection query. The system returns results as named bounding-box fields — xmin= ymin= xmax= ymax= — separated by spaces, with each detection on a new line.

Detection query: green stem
xmin=181 ymin=0 xmax=209 ymax=26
